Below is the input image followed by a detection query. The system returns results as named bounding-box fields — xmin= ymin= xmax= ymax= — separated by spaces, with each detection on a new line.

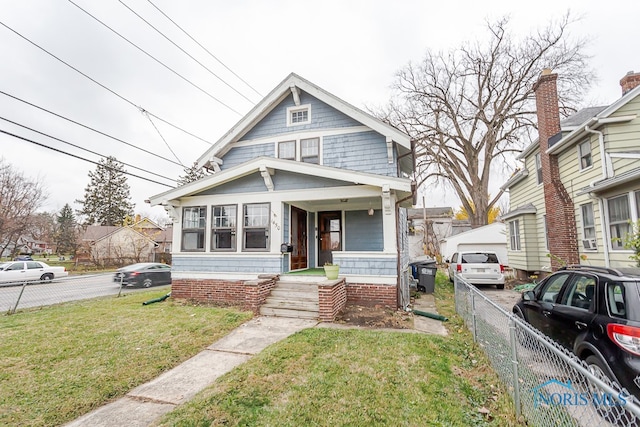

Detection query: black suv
xmin=513 ymin=265 xmax=640 ymax=398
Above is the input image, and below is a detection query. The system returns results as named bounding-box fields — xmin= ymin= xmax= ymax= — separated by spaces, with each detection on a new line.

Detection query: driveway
xmin=472 ymin=285 xmax=522 ymax=312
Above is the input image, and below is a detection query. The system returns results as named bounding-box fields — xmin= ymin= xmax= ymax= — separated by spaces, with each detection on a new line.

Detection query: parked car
xmin=113 ymin=263 xmax=172 ymax=288
xmin=447 ymin=251 xmax=505 ymax=289
xmin=513 ymin=265 xmax=640 ymax=398
xmin=14 ymin=255 xmax=33 ymax=261
xmin=0 ymin=261 xmax=69 ymax=284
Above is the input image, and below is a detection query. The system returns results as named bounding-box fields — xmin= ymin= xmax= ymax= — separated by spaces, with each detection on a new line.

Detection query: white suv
xmin=447 ymin=251 xmax=505 ymax=289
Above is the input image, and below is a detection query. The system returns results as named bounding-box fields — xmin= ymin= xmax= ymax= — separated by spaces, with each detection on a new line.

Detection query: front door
xmin=318 ymin=211 xmax=342 ymax=266
xmin=291 ymin=206 xmax=308 ymax=270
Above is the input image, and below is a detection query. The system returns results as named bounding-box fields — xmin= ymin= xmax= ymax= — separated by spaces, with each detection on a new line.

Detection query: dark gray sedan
xmin=113 ymin=263 xmax=172 ymax=288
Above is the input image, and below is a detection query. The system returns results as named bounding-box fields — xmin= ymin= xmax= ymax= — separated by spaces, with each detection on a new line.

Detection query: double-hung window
xmin=509 ymin=220 xmax=521 ymax=250
xmin=607 ymin=194 xmax=631 ymax=249
xmin=182 ymin=207 xmax=206 ymax=251
xmin=278 ymin=141 xmax=296 ymax=160
xmin=578 ymin=140 xmax=592 ymax=169
xmin=300 ymin=138 xmax=319 ymax=163
xmin=535 ymin=153 xmax=543 ymax=184
xmin=243 ymin=203 xmax=270 ymax=251
xmin=211 ymin=205 xmax=236 ymax=251
xmin=581 ymin=203 xmax=596 ymax=240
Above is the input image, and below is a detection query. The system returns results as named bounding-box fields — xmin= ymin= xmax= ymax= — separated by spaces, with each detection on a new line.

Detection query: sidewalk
xmin=65 ymin=294 xmax=446 ymax=427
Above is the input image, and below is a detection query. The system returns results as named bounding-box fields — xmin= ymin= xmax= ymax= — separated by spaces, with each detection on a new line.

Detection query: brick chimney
xmin=620 ymin=71 xmax=640 ymax=95
xmin=534 ymin=69 xmax=579 ymax=270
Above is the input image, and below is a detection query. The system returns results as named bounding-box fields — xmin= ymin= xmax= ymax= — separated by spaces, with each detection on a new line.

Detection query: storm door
xmin=318 ymin=211 xmax=342 ymax=266
xmin=291 ymin=206 xmax=308 ymax=270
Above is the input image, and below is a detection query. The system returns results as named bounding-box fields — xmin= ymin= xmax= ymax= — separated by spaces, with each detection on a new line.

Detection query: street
xmin=0 ymin=273 xmax=168 ymax=312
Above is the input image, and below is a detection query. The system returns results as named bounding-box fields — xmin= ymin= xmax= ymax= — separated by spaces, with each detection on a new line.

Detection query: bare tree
xmin=0 ymin=159 xmax=47 ymax=258
xmin=378 ymin=14 xmax=593 ymax=227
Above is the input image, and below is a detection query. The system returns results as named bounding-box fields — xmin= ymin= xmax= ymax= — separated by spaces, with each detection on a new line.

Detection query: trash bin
xmin=409 ymin=258 xmax=437 ymax=293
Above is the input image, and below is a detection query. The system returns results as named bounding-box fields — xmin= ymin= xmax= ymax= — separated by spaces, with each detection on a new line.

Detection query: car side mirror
xmin=523 ymin=290 xmax=535 ymax=301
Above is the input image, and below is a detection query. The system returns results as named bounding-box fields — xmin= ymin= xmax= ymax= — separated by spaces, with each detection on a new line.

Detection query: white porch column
xmin=382 ymin=189 xmax=397 ymax=252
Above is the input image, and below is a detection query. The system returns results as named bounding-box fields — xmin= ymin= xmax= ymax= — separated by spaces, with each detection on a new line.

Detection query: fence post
xmin=10 ymin=281 xmax=28 ymax=315
xmin=508 ymin=317 xmax=521 ymax=418
xmin=470 ymin=289 xmax=478 ymax=343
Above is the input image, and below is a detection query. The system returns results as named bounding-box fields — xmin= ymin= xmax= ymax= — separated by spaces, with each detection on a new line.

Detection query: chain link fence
xmin=1 ymin=273 xmax=155 ymax=314
xmin=454 ymin=275 xmax=640 ymax=426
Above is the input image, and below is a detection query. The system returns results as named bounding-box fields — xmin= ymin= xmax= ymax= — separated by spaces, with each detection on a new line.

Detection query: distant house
xmin=440 ymin=222 xmax=508 ymax=266
xmin=149 ymin=73 xmax=416 ymax=319
xmin=406 ymin=207 xmax=454 ymax=260
xmin=501 ymin=70 xmax=640 ymax=279
xmin=80 ymin=218 xmax=172 ymax=266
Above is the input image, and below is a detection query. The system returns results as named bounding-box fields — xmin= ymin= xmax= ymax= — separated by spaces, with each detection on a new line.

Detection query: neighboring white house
xmin=440 ymin=222 xmax=508 ymax=266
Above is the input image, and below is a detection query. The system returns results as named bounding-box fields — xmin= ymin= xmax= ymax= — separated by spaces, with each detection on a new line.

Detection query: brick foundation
xmin=346 ymin=283 xmax=397 ymax=308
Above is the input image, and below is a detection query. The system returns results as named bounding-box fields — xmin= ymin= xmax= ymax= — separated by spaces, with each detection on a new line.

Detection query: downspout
xmin=584 ymin=125 xmax=610 ymax=268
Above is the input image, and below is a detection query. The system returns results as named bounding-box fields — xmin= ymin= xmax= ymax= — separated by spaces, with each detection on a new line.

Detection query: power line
xmin=146 ymin=0 xmax=263 ymax=99
xmin=0 ymin=20 xmax=216 ymax=147
xmin=0 ymin=128 xmax=175 ymax=188
xmin=118 ymin=0 xmax=257 ymax=105
xmin=67 ymin=0 xmax=243 ymax=115
xmin=0 ymin=90 xmax=184 ymax=167
xmin=0 ymin=115 xmax=176 ymax=184
xmin=139 ymin=108 xmax=184 ymax=166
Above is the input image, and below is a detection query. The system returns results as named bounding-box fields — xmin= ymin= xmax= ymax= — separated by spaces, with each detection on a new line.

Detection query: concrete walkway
xmin=65 ymin=294 xmax=447 ymax=427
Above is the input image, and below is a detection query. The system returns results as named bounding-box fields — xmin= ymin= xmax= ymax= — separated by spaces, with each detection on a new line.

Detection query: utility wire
xmin=0 ymin=90 xmax=184 ymax=167
xmin=0 ymin=129 xmax=175 ymax=188
xmin=68 ymin=0 xmax=242 ymax=115
xmin=118 ymin=0 xmax=256 ymax=105
xmin=0 ymin=115 xmax=176 ymax=183
xmin=139 ymin=108 xmax=184 ymax=166
xmin=0 ymin=20 xmax=216 ymax=146
xmin=146 ymin=0 xmax=263 ymax=98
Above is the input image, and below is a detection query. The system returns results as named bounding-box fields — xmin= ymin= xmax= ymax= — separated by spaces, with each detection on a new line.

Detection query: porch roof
xmin=149 ymin=156 xmax=413 ymax=206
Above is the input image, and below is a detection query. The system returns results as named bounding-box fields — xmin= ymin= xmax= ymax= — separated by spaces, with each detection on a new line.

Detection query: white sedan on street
xmin=0 ymin=260 xmax=69 ymax=284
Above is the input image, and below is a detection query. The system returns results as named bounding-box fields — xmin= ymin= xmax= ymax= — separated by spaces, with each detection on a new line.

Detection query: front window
xmin=578 ymin=140 xmax=592 ymax=169
xmin=278 ymin=141 xmax=296 ymax=160
xmin=300 ymin=138 xmax=319 ymax=164
xmin=535 ymin=153 xmax=543 ymax=184
xmin=509 ymin=220 xmax=521 ymax=250
xmin=211 ymin=205 xmax=237 ymax=251
xmin=608 ymin=194 xmax=631 ymax=250
xmin=243 ymin=203 xmax=270 ymax=251
xmin=182 ymin=207 xmax=206 ymax=251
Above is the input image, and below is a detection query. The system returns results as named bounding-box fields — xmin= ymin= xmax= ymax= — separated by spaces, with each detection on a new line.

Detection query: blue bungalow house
xmin=148 ymin=73 xmax=415 ymax=320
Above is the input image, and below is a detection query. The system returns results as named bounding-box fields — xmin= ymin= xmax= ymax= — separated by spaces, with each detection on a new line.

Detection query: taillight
xmin=456 ymin=264 xmax=462 ymax=273
xmin=607 ymin=324 xmax=640 ymax=356
xmin=500 ymin=264 xmax=504 ymax=273
xmin=131 ymin=272 xmax=139 ymax=277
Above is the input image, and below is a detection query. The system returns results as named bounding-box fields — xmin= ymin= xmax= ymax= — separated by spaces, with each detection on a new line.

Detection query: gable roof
xmin=149 ymin=156 xmax=413 ymax=206
xmin=195 ymin=73 xmax=412 ymax=169
xmin=547 ymin=85 xmax=640 ymax=155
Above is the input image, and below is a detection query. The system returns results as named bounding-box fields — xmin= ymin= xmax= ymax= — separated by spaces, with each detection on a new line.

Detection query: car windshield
xmin=461 ymin=253 xmax=499 ymax=264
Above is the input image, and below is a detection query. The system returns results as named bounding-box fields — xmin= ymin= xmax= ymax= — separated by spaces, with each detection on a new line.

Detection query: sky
xmin=1 ymin=0 xmax=639 ymax=222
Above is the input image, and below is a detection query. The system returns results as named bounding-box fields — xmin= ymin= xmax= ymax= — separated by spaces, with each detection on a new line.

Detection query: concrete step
xmin=263 ymin=298 xmax=319 ymax=310
xmin=260 ymin=306 xmax=319 ymax=319
xmin=274 ymin=281 xmax=319 ymax=291
xmin=269 ymin=289 xmax=318 ymax=301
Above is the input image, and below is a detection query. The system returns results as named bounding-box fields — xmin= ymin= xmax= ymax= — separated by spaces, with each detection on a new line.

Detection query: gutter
xmin=546 ymin=115 xmax=637 ymax=155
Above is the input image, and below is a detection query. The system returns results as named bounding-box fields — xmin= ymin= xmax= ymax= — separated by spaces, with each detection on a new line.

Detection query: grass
xmin=0 ymin=288 xmax=253 ymax=427
xmin=157 ymin=272 xmax=520 ymax=426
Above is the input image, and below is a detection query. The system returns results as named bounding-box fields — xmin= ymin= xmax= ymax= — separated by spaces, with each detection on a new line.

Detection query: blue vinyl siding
xmin=221 ymin=143 xmax=273 ymax=170
xmin=345 ymin=210 xmax=383 ymax=251
xmin=199 ymin=173 xmax=266 ymax=195
xmin=336 ymin=256 xmax=396 ymax=276
xmin=173 ymin=256 xmax=281 ymax=273
xmin=324 ymin=131 xmax=397 ymax=177
xmin=242 ymin=92 xmax=362 ymax=141
xmin=282 ymin=203 xmax=290 ymax=271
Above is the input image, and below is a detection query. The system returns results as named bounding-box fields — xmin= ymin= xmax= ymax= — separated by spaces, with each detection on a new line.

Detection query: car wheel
xmin=142 ymin=278 xmax=153 ymax=288
xmin=584 ymin=355 xmax=635 ymax=424
xmin=513 ymin=308 xmax=532 ymax=349
xmin=40 ymin=273 xmax=54 ymax=283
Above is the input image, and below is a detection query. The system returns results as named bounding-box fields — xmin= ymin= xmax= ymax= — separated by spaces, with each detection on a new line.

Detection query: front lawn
xmin=0 ymin=289 xmax=253 ymax=427
xmin=158 ymin=273 xmax=519 ymax=426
